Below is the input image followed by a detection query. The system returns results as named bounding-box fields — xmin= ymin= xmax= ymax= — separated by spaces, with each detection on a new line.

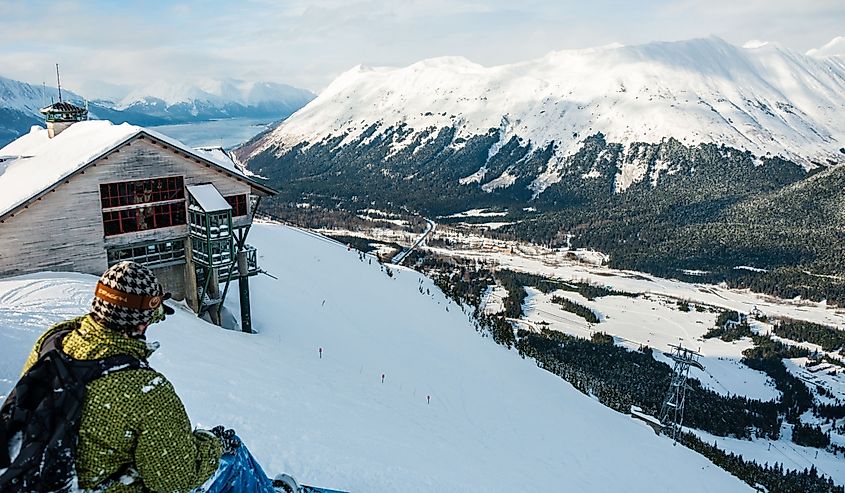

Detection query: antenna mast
xmin=56 ymin=63 xmax=63 ymax=102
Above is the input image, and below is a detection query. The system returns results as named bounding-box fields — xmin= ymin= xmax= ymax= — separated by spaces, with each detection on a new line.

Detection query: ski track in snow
xmin=0 ymin=223 xmax=754 ymax=493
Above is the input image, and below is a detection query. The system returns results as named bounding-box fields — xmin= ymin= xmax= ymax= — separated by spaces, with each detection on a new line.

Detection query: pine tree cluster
xmin=550 ymin=295 xmax=600 ymax=323
xmin=773 ymin=319 xmax=845 ymax=352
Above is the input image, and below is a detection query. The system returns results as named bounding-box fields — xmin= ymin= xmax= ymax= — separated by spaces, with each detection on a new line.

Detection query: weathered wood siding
xmin=0 ymin=134 xmax=253 ymax=282
xmin=0 ymin=166 xmax=108 ymax=277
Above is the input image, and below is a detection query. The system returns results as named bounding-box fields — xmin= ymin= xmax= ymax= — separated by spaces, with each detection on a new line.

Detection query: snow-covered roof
xmin=0 ymin=120 xmax=275 ymax=220
xmin=187 ymin=184 xmax=231 ymax=213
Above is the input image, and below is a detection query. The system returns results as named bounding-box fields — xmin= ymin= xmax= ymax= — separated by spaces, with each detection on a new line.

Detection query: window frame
xmin=107 ymin=239 xmax=187 ymax=268
xmin=100 ymin=176 xmax=187 ymax=237
xmin=225 ymin=194 xmax=249 ymax=217
xmin=99 ymin=176 xmax=185 ymax=209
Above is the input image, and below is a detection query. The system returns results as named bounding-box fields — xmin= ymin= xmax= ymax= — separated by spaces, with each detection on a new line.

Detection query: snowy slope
xmin=807 ymin=36 xmax=845 ymax=58
xmin=249 ymin=37 xmax=845 ymax=191
xmin=0 ymin=222 xmax=752 ymax=493
xmin=0 ymin=75 xmax=85 ymax=117
xmin=0 ymin=76 xmax=88 ymax=144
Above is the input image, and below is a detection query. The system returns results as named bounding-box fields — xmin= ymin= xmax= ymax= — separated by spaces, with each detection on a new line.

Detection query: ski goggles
xmin=95 ymin=282 xmax=175 ymax=323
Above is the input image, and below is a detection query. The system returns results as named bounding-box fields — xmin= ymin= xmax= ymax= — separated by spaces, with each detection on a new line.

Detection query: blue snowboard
xmin=300 ymin=487 xmax=350 ymax=493
xmin=203 ymin=438 xmax=349 ymax=493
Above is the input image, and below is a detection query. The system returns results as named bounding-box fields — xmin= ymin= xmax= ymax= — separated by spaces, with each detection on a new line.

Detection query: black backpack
xmin=0 ymin=327 xmax=148 ymax=493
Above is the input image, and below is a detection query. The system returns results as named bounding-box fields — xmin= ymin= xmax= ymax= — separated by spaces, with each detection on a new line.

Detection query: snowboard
xmin=273 ymin=475 xmax=349 ymax=493
xmin=300 ymin=487 xmax=350 ymax=493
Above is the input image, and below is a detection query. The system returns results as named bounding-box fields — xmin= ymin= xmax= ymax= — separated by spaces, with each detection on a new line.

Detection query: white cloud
xmin=807 ymin=36 xmax=845 ymax=57
xmin=742 ymin=40 xmax=768 ymax=49
xmin=0 ymin=0 xmax=842 ymax=97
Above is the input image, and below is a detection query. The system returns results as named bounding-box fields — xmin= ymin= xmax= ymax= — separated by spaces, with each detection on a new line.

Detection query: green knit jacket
xmin=22 ymin=315 xmax=223 ymax=493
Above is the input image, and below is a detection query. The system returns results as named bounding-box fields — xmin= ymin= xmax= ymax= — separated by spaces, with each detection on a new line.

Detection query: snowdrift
xmin=0 ymin=222 xmax=752 ymax=492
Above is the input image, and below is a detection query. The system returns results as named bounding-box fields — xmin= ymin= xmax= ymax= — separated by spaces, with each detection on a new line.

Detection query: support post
xmin=238 ymin=248 xmax=252 ymax=333
xmin=658 ymin=344 xmax=704 ymax=443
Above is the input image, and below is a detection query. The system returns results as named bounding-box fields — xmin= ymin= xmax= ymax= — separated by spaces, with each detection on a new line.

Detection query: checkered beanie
xmin=91 ymin=261 xmax=164 ymax=331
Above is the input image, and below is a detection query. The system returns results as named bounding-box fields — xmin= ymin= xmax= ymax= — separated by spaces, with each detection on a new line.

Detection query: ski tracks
xmin=0 ymin=275 xmax=93 ymax=331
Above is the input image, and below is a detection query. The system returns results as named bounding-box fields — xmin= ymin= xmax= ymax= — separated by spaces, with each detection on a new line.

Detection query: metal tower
xmin=658 ymin=344 xmax=704 ymax=442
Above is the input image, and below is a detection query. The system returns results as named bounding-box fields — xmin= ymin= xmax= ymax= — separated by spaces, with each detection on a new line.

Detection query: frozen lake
xmin=150 ymin=117 xmax=277 ymax=149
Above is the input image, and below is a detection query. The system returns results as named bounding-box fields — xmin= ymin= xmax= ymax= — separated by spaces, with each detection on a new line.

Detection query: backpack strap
xmin=38 ymin=325 xmax=152 ymax=376
xmin=38 ymin=327 xmax=74 ymax=359
xmin=95 ymin=354 xmax=150 ymax=376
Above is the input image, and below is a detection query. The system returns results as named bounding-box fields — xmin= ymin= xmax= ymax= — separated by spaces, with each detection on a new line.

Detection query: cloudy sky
xmin=1 ymin=0 xmax=842 ymax=97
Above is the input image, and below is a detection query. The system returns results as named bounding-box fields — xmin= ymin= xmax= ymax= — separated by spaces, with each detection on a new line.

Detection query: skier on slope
xmin=0 ymin=262 xmax=266 ymax=493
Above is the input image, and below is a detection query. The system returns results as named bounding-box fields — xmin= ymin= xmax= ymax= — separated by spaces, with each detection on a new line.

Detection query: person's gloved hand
xmin=210 ymin=425 xmax=241 ymax=455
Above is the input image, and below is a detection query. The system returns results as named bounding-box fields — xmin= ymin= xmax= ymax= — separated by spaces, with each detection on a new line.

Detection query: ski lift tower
xmin=658 ymin=344 xmax=704 ymax=443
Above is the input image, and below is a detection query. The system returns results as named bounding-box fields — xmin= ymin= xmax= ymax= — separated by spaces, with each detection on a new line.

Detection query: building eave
xmin=0 ymin=131 xmax=139 ymax=224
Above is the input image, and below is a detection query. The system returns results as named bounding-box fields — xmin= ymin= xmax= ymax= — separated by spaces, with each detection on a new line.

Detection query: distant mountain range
xmin=238 ymin=37 xmax=845 ymax=301
xmin=0 ymin=75 xmax=315 ymax=146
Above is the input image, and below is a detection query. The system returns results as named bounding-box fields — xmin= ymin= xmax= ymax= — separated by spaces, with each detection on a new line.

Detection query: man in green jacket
xmin=20 ymin=261 xmax=226 ymax=493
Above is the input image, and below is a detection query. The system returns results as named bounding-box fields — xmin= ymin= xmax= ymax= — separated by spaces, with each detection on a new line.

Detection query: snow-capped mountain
xmin=117 ymin=79 xmax=315 ymax=120
xmin=0 ymin=75 xmax=315 ymax=146
xmin=244 ymin=37 xmax=845 ymax=196
xmin=0 ymin=75 xmax=87 ymax=116
xmin=0 ymin=75 xmax=89 ymax=144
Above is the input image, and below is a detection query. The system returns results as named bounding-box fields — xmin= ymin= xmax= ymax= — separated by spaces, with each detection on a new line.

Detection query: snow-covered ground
xmin=426 ymin=242 xmax=845 ymax=329
xmin=479 ymin=284 xmax=508 ymax=315
xmin=521 ymin=288 xmax=781 ymax=402
xmin=417 ymin=229 xmax=845 ymax=482
xmin=454 ymin=220 xmax=514 ymax=230
xmin=0 ymin=222 xmax=753 ymax=493
xmin=439 ymin=208 xmax=508 ymax=219
xmin=691 ymin=428 xmax=844 ymax=483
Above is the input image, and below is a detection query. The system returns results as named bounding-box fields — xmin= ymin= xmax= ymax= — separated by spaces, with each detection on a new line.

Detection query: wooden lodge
xmin=0 ymin=102 xmax=277 ymax=332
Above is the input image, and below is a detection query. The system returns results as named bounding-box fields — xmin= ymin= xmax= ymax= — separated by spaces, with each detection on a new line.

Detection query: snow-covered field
xmin=479 ymin=284 xmax=508 ymax=315
xmin=426 ymin=242 xmax=845 ymax=329
xmin=439 ymin=209 xmax=508 ymax=219
xmin=691 ymin=427 xmax=844 ymax=483
xmin=421 ymin=236 xmax=845 ymax=484
xmin=521 ymin=288 xmax=781 ymax=402
xmin=0 ymin=222 xmax=753 ymax=493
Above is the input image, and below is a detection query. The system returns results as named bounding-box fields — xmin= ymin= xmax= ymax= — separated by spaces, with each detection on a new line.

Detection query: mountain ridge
xmin=0 ymin=75 xmax=315 ymax=146
xmin=237 ymin=37 xmax=845 ymax=303
xmin=246 ymin=36 xmax=845 ymax=194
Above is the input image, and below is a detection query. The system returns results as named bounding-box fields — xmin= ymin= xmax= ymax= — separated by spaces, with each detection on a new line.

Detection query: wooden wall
xmin=0 ymin=134 xmax=254 ymax=287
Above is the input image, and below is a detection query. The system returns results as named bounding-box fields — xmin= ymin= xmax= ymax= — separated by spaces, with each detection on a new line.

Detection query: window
xmin=225 ymin=194 xmax=248 ymax=216
xmin=190 ymin=237 xmax=233 ymax=266
xmin=100 ymin=177 xmax=185 ymax=208
xmin=210 ymin=238 xmax=233 ymax=265
xmin=191 ymin=237 xmax=208 ymax=264
xmin=107 ymin=240 xmax=186 ymax=267
xmin=102 ymin=203 xmax=186 ymax=236
xmin=189 ymin=210 xmax=207 ymax=237
xmin=100 ymin=177 xmax=187 ymax=237
xmin=207 ymin=212 xmax=231 ymax=239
